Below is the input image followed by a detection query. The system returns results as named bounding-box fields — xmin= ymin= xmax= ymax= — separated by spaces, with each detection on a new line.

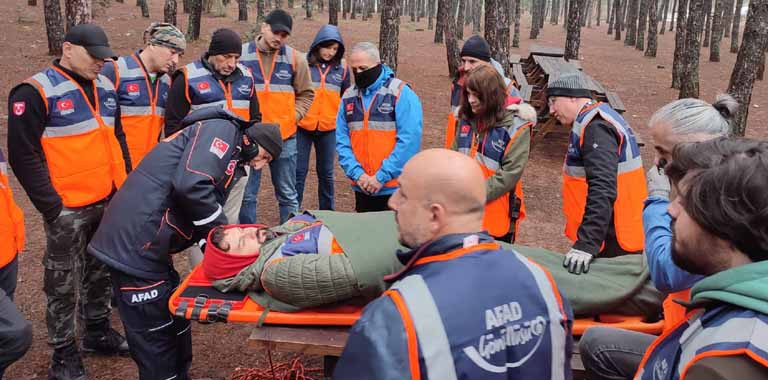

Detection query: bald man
xmin=334 ymin=149 xmax=574 ymax=380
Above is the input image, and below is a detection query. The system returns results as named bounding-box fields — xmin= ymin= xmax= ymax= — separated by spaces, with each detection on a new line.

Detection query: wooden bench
xmin=529 ymin=44 xmax=565 ymax=57
xmin=605 ymin=90 xmax=626 ymax=113
xmin=512 ymin=63 xmax=533 ymax=102
xmin=248 ymin=325 xmax=588 ymax=379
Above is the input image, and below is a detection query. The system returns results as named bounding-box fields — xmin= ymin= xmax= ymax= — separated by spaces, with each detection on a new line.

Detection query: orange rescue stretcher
xmin=169 ymin=264 xmax=666 ymax=335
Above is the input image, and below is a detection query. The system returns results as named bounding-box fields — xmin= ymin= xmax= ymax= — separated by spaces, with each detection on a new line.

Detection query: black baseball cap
xmin=265 ymin=9 xmax=292 ymax=34
xmin=64 ymin=23 xmax=117 ymax=60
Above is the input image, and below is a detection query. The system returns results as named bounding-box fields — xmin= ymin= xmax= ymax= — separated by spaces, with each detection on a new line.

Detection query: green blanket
xmin=214 ymin=211 xmax=663 ymax=318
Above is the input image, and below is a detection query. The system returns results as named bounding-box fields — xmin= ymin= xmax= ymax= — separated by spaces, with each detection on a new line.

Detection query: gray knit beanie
xmin=547 ymin=72 xmax=593 ymax=99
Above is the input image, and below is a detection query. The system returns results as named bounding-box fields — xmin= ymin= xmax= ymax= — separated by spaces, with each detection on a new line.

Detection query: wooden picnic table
xmin=528 ymin=44 xmax=565 ymax=57
xmin=248 ymin=325 xmax=588 ymax=379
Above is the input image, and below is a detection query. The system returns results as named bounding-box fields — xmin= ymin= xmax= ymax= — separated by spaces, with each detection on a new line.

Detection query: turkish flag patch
xmin=57 ymin=99 xmax=74 ymax=115
xmin=209 ymin=137 xmax=230 ymax=159
xmin=291 ymin=232 xmax=308 ymax=243
xmin=345 ymin=103 xmax=354 ymax=112
xmin=126 ymin=83 xmax=140 ymax=93
xmin=197 ymin=82 xmax=210 ymax=90
xmin=461 ymin=124 xmax=470 ymax=134
xmin=12 ymin=101 xmax=25 ymax=116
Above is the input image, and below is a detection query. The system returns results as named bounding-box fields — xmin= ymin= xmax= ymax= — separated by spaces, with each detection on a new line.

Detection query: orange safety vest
xmin=662 ymin=289 xmax=691 ymax=333
xmin=562 ymin=102 xmax=647 ymax=252
xmin=0 ymin=150 xmax=24 ymax=268
xmin=298 ymin=61 xmax=348 ymax=132
xmin=341 ymin=77 xmax=405 ymax=188
xmin=241 ymin=42 xmax=298 ymax=139
xmin=110 ymin=52 xmax=171 ymax=165
xmin=26 ymin=66 xmax=128 ymax=207
xmin=182 ymin=60 xmax=253 ymax=121
xmin=455 ymin=117 xmax=531 ymax=237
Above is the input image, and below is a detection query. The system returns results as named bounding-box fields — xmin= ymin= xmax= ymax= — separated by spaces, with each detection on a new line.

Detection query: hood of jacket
xmin=689 ymin=260 xmax=768 ymax=315
xmin=497 ymin=102 xmax=537 ymax=127
xmin=308 ymin=25 xmax=345 ymax=63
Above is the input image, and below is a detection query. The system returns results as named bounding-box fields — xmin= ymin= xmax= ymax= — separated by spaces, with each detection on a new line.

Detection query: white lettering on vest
xmin=485 ymin=302 xmax=523 ymax=329
xmin=130 ymin=289 xmax=159 ymax=303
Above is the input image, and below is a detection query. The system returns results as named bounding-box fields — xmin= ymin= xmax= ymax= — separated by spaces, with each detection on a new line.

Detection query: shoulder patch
xmin=12 ymin=101 xmax=25 ymax=116
xmin=209 ymin=138 xmax=230 ymax=159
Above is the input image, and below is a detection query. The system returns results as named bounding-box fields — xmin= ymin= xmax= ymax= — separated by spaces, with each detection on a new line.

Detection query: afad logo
xmin=275 ymin=70 xmax=292 ymax=80
xmin=57 ymin=99 xmax=75 ymax=115
xmin=197 ymin=81 xmax=211 ymax=94
xmin=103 ymin=97 xmax=117 ymax=111
xmin=377 ymin=101 xmax=394 ymax=114
xmin=126 ymin=83 xmax=141 ymax=96
xmin=345 ymin=102 xmax=355 ymax=115
xmin=237 ymin=84 xmax=251 ymax=95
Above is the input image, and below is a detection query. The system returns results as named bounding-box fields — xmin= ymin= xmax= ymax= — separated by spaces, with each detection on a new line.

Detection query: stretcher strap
xmin=206 ymin=303 xmax=219 ymax=323
xmin=175 ymin=301 xmax=189 ymax=319
xmin=190 ymin=295 xmax=208 ymax=321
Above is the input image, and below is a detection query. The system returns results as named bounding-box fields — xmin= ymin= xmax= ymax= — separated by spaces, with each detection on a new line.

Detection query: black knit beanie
xmin=460 ymin=35 xmax=491 ymax=62
xmin=208 ymin=28 xmax=242 ymax=56
xmin=243 ymin=123 xmax=283 ymax=161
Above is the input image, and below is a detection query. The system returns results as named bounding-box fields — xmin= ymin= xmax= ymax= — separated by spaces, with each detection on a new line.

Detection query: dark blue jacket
xmin=88 ymin=108 xmax=250 ymax=280
xmin=334 ymin=233 xmax=574 ymax=380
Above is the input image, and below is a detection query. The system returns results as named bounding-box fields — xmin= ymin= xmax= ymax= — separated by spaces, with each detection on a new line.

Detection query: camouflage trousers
xmin=43 ymin=200 xmax=112 ymax=349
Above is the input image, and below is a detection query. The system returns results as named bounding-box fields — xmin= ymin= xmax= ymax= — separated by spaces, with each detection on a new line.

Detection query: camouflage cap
xmin=144 ymin=22 xmax=186 ymax=52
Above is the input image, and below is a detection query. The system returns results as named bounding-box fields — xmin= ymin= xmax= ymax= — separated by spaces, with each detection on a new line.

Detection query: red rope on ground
xmin=229 ymin=349 xmax=324 ymax=380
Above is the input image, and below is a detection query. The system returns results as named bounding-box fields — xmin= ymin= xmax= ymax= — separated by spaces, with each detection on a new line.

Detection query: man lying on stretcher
xmin=199 ymin=211 xmax=663 ymax=317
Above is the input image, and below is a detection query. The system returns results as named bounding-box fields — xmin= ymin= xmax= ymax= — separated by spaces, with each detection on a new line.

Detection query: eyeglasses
xmin=548 ymin=97 xmax=558 ymax=108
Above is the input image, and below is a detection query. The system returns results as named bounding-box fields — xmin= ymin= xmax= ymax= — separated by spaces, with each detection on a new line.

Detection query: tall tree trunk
xmin=636 ymin=0 xmax=648 ymax=48
xmin=659 ymin=0 xmax=668 ymax=33
xmin=565 ymin=0 xmax=586 ymax=59
xmin=183 ymin=0 xmax=190 ymax=13
xmin=540 ymin=0 xmax=548 ymax=27
xmin=350 ymin=0 xmax=356 ymax=18
xmin=584 ymin=0 xmax=592 ymax=26
xmin=306 ymin=0 xmax=313 ymax=17
xmin=702 ymin=0 xmax=712 ymax=47
xmin=709 ymin=0 xmax=725 ymax=60
xmin=329 ymin=0 xmax=339 ymax=23
xmin=607 ymin=0 xmax=613 ymax=24
xmin=615 ymin=0 xmax=624 ymax=39
xmin=608 ymin=0 xmax=617 ymax=32
xmin=429 ymin=0 xmax=436 ymax=29
xmin=530 ymin=0 xmax=541 ymax=38
xmin=623 ymin=0 xmax=630 ymax=30
xmin=471 ymin=0 xmax=480 ymax=31
xmin=486 ymin=0 xmax=510 ymax=68
xmin=646 ymin=0 xmax=659 ymax=55
xmin=722 ymin=0 xmax=734 ymax=37
xmin=445 ymin=0 xmax=460 ymax=77
xmin=380 ymin=0 xmax=401 ymax=73
xmin=187 ymin=0 xmax=203 ymax=40
xmin=256 ymin=0 xmax=265 ymax=21
xmin=456 ymin=0 xmax=466 ymax=38
xmin=238 ymin=0 xmax=248 ymax=20
xmin=513 ymin=0 xmax=521 ymax=46
xmin=343 ymin=0 xmax=349 ymax=17
xmin=551 ymin=0 xmax=561 ymax=22
xmin=44 ymin=0 xmax=65 ymax=55
xmin=597 ymin=0 xmax=602 ymax=24
xmin=65 ymin=0 xmax=92 ymax=30
xmin=165 ymin=0 xmax=178 ymax=23
xmin=671 ymin=0 xmax=688 ymax=88
xmin=727 ymin=0 xmax=768 ymax=136
xmin=670 ymin=0 xmax=677 ymax=29
xmin=679 ymin=0 xmax=706 ymax=98
xmin=410 ymin=0 xmax=416 ymax=20
xmin=29 ymin=0 xmax=37 ymax=5
xmin=757 ymin=44 xmax=767 ymax=80
xmin=138 ymin=0 xmax=150 ymax=16
xmin=729 ymin=0 xmax=744 ymax=52
xmin=435 ymin=0 xmax=446 ymax=42
xmin=625 ymin=0 xmax=639 ymax=45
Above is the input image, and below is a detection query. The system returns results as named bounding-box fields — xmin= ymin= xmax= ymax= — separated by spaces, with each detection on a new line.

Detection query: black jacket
xmin=88 ymin=108 xmax=251 ymax=280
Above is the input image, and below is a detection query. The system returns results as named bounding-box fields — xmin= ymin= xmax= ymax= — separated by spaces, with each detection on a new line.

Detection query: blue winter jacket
xmin=335 ymin=65 xmax=423 ymax=195
xmin=643 ymin=196 xmax=704 ymax=292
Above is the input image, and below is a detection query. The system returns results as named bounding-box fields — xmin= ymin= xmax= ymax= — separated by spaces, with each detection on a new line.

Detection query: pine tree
xmin=380 ymin=0 xmax=401 ymax=72
xmin=679 ymin=0 xmax=706 ymax=98
xmin=44 ymin=0 xmax=65 ymax=55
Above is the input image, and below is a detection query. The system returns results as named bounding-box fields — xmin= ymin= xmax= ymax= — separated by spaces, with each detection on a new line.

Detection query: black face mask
xmin=354 ymin=64 xmax=383 ymax=90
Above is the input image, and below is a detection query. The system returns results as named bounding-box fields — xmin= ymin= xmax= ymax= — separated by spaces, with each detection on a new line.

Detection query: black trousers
xmin=110 ymin=269 xmax=192 ymax=380
xmin=0 ymin=257 xmax=32 ymax=379
xmin=354 ymin=191 xmax=392 ymax=213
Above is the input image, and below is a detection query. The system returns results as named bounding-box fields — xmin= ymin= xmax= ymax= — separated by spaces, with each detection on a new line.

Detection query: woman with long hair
xmin=452 ymin=65 xmax=536 ymax=242
xmin=296 ymin=25 xmax=350 ymax=210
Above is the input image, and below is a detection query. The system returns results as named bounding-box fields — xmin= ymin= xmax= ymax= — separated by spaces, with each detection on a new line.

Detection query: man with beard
xmin=102 ymin=23 xmax=186 ymax=166
xmin=333 ymin=149 xmax=573 ymax=380
xmin=628 ymin=138 xmax=768 ymax=380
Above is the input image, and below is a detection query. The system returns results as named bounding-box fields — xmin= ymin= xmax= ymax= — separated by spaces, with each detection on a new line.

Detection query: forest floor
xmin=1 ymin=0 xmax=766 ymax=378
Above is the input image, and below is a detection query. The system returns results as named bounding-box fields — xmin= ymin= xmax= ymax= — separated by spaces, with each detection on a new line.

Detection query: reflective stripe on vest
xmin=26 ymin=66 xmax=128 ymax=207
xmin=455 ymin=118 xmax=530 ymax=237
xmin=388 ymin=244 xmax=569 ymax=379
xmin=114 ymin=52 xmax=171 ymax=165
xmin=561 ymin=102 xmax=646 ymax=252
xmin=0 ymin=149 xmax=24 ymax=268
xmin=341 ymin=77 xmax=404 ymax=188
xmin=298 ymin=63 xmax=347 ymax=132
xmin=634 ymin=307 xmax=768 ymax=380
xmin=183 ymin=60 xmax=254 ymax=121
xmin=241 ymin=42 xmax=297 ymax=139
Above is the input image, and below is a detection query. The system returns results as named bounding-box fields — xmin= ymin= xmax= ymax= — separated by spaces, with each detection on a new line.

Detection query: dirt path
xmin=1 ymin=1 xmax=765 ymax=378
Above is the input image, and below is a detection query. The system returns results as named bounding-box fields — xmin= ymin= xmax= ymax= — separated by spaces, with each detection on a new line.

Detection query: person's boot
xmin=48 ymin=343 xmax=87 ymax=380
xmin=80 ymin=320 xmax=129 ymax=356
